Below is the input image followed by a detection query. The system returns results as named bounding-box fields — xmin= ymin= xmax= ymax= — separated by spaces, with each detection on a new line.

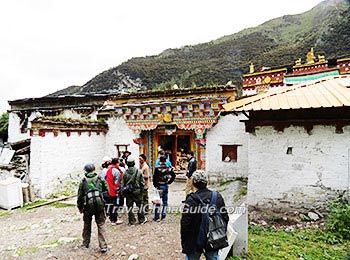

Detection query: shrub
xmin=326 ymin=197 xmax=350 ymax=240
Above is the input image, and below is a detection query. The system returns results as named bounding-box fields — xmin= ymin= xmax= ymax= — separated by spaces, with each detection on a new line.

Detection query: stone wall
xmin=248 ymin=125 xmax=350 ymax=209
xmin=30 ymin=131 xmax=106 ymax=197
xmin=105 ymin=117 xmax=140 ymax=168
xmin=206 ymin=113 xmax=249 ymax=181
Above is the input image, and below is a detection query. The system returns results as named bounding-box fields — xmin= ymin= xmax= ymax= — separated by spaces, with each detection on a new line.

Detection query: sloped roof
xmin=223 ymin=75 xmax=350 ymax=112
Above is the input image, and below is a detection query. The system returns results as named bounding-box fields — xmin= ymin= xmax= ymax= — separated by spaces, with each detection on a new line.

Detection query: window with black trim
xmin=221 ymin=145 xmax=238 ymax=162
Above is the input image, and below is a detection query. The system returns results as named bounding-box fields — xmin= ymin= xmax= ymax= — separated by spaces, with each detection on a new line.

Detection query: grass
xmin=0 ymin=210 xmax=12 ymax=218
xmin=219 ymin=177 xmax=248 ymax=187
xmin=21 ymin=199 xmax=48 ymax=211
xmin=51 ymin=202 xmax=76 ymax=208
xmin=228 ymin=226 xmax=350 ymax=260
xmin=219 ymin=180 xmax=235 ymax=186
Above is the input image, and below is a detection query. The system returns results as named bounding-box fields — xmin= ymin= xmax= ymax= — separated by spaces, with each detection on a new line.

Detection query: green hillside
xmin=48 ymin=0 xmax=350 ymax=97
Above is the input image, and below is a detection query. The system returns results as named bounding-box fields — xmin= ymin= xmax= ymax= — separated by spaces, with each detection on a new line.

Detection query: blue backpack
xmin=195 ymin=191 xmax=229 ymax=251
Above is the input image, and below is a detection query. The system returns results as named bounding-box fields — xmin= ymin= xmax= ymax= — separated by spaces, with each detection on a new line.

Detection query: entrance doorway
xmin=154 ymin=130 xmax=194 ymax=172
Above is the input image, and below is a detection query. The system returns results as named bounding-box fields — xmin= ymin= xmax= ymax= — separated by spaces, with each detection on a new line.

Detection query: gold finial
xmin=318 ymin=54 xmax=326 ymax=63
xmin=306 ymin=47 xmax=316 ymax=64
xmin=295 ymin=58 xmax=302 ymax=66
xmin=249 ymin=63 xmax=254 ymax=73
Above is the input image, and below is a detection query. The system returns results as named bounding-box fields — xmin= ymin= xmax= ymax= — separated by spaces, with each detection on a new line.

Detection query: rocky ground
xmin=0 ymin=180 xmax=247 ymax=260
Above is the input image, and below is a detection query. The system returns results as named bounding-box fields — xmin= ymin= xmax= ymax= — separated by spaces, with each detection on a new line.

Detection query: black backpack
xmin=195 ymin=191 xmax=229 ymax=251
xmin=83 ymin=177 xmax=105 ymax=214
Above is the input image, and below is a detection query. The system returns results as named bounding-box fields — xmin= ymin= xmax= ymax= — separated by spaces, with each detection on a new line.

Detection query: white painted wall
xmin=248 ymin=125 xmax=350 ymax=208
xmin=8 ymin=112 xmax=38 ymax=142
xmin=8 ymin=109 xmax=87 ymax=143
xmin=30 ymin=131 xmax=106 ymax=197
xmin=105 ymin=117 xmax=140 ymax=168
xmin=206 ymin=113 xmax=249 ymax=181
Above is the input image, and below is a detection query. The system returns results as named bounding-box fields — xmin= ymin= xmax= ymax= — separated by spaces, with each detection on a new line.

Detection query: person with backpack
xmin=77 ymin=163 xmax=109 ymax=253
xmin=105 ymin=157 xmax=124 ymax=225
xmin=181 ymin=170 xmax=229 ymax=260
xmin=152 ymin=155 xmax=176 ymax=221
xmin=121 ymin=158 xmax=147 ymax=225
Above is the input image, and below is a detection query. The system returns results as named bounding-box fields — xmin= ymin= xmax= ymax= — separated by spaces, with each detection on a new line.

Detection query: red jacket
xmin=105 ymin=165 xmax=123 ymax=197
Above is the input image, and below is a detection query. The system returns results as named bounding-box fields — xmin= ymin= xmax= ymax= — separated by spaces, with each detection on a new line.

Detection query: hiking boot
xmin=153 ymin=217 xmax=160 ymax=222
xmin=140 ymin=217 xmax=148 ymax=225
xmin=79 ymin=244 xmax=89 ymax=249
xmin=116 ymin=219 xmax=124 ymax=225
xmin=100 ymin=248 xmax=108 ymax=253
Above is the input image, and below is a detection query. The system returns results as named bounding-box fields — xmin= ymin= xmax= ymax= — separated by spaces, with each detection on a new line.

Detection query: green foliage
xmin=0 ymin=112 xmax=9 ymax=133
xmin=326 ymin=198 xmax=350 ymax=240
xmin=245 ymin=225 xmax=350 ymax=260
xmin=52 ymin=0 xmax=350 ymax=96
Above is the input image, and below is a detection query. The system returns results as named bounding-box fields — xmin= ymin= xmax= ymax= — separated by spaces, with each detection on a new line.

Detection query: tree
xmin=0 ymin=112 xmax=9 ymax=134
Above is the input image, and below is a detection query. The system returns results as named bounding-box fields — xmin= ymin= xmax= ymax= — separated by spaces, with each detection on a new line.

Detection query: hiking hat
xmin=84 ymin=163 xmax=95 ymax=173
xmin=127 ymin=158 xmax=135 ymax=167
xmin=102 ymin=156 xmax=111 ymax=162
xmin=192 ymin=170 xmax=208 ymax=184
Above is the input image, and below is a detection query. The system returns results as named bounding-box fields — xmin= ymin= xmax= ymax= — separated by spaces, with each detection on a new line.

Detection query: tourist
xmin=121 ymin=158 xmax=147 ymax=225
xmin=100 ymin=156 xmax=111 ymax=179
xmin=122 ymin=150 xmax=132 ymax=165
xmin=139 ymin=153 xmax=150 ymax=214
xmin=185 ymin=151 xmax=197 ymax=195
xmin=77 ymin=163 xmax=109 ymax=253
xmin=181 ymin=170 xmax=229 ymax=260
xmin=105 ymin=158 xmax=124 ymax=225
xmin=119 ymin=158 xmax=126 ymax=174
xmin=155 ymin=150 xmax=173 ymax=167
xmin=152 ymin=156 xmax=176 ymax=221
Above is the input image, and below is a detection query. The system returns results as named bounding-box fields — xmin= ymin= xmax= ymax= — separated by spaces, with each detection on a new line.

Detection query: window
xmin=115 ymin=144 xmax=129 ymax=157
xmin=221 ymin=145 xmax=238 ymax=162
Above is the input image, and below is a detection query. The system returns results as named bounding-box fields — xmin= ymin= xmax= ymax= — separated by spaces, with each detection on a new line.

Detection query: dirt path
xmin=0 ymin=180 xmax=245 ymax=259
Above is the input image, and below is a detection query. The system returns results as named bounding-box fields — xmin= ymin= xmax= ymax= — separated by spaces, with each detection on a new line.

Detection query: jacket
xmin=77 ymin=171 xmax=109 ymax=211
xmin=153 ymin=164 xmax=176 ymax=188
xmin=140 ymin=162 xmax=150 ymax=190
xmin=186 ymin=157 xmax=197 ymax=178
xmin=105 ymin=164 xmax=123 ymax=197
xmin=180 ymin=188 xmax=229 ymax=254
xmin=121 ymin=166 xmax=144 ymax=194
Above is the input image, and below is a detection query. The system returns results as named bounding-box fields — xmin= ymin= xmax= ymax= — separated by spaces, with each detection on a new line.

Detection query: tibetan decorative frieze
xmin=30 ymin=117 xmax=108 ymax=137
xmin=112 ymin=98 xmax=226 ymax=134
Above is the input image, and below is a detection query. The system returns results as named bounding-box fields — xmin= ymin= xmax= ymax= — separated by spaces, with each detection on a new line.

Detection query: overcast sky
xmin=0 ymin=0 xmax=322 ymax=113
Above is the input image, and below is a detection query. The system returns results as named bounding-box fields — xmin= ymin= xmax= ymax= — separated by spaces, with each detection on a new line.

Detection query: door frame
xmin=153 ymin=129 xmax=195 ymax=170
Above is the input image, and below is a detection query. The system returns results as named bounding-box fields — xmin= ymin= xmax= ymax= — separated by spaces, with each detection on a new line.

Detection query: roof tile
xmin=223 ymin=75 xmax=350 ymax=112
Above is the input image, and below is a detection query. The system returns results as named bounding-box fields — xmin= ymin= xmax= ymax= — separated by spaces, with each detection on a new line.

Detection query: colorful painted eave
xmin=223 ymin=75 xmax=350 ymax=112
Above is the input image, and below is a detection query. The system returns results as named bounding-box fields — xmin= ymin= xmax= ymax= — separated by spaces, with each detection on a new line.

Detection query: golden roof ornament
xmin=318 ymin=54 xmax=326 ymax=63
xmin=306 ymin=47 xmax=316 ymax=64
xmin=295 ymin=58 xmax=302 ymax=66
xmin=249 ymin=63 xmax=254 ymax=73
